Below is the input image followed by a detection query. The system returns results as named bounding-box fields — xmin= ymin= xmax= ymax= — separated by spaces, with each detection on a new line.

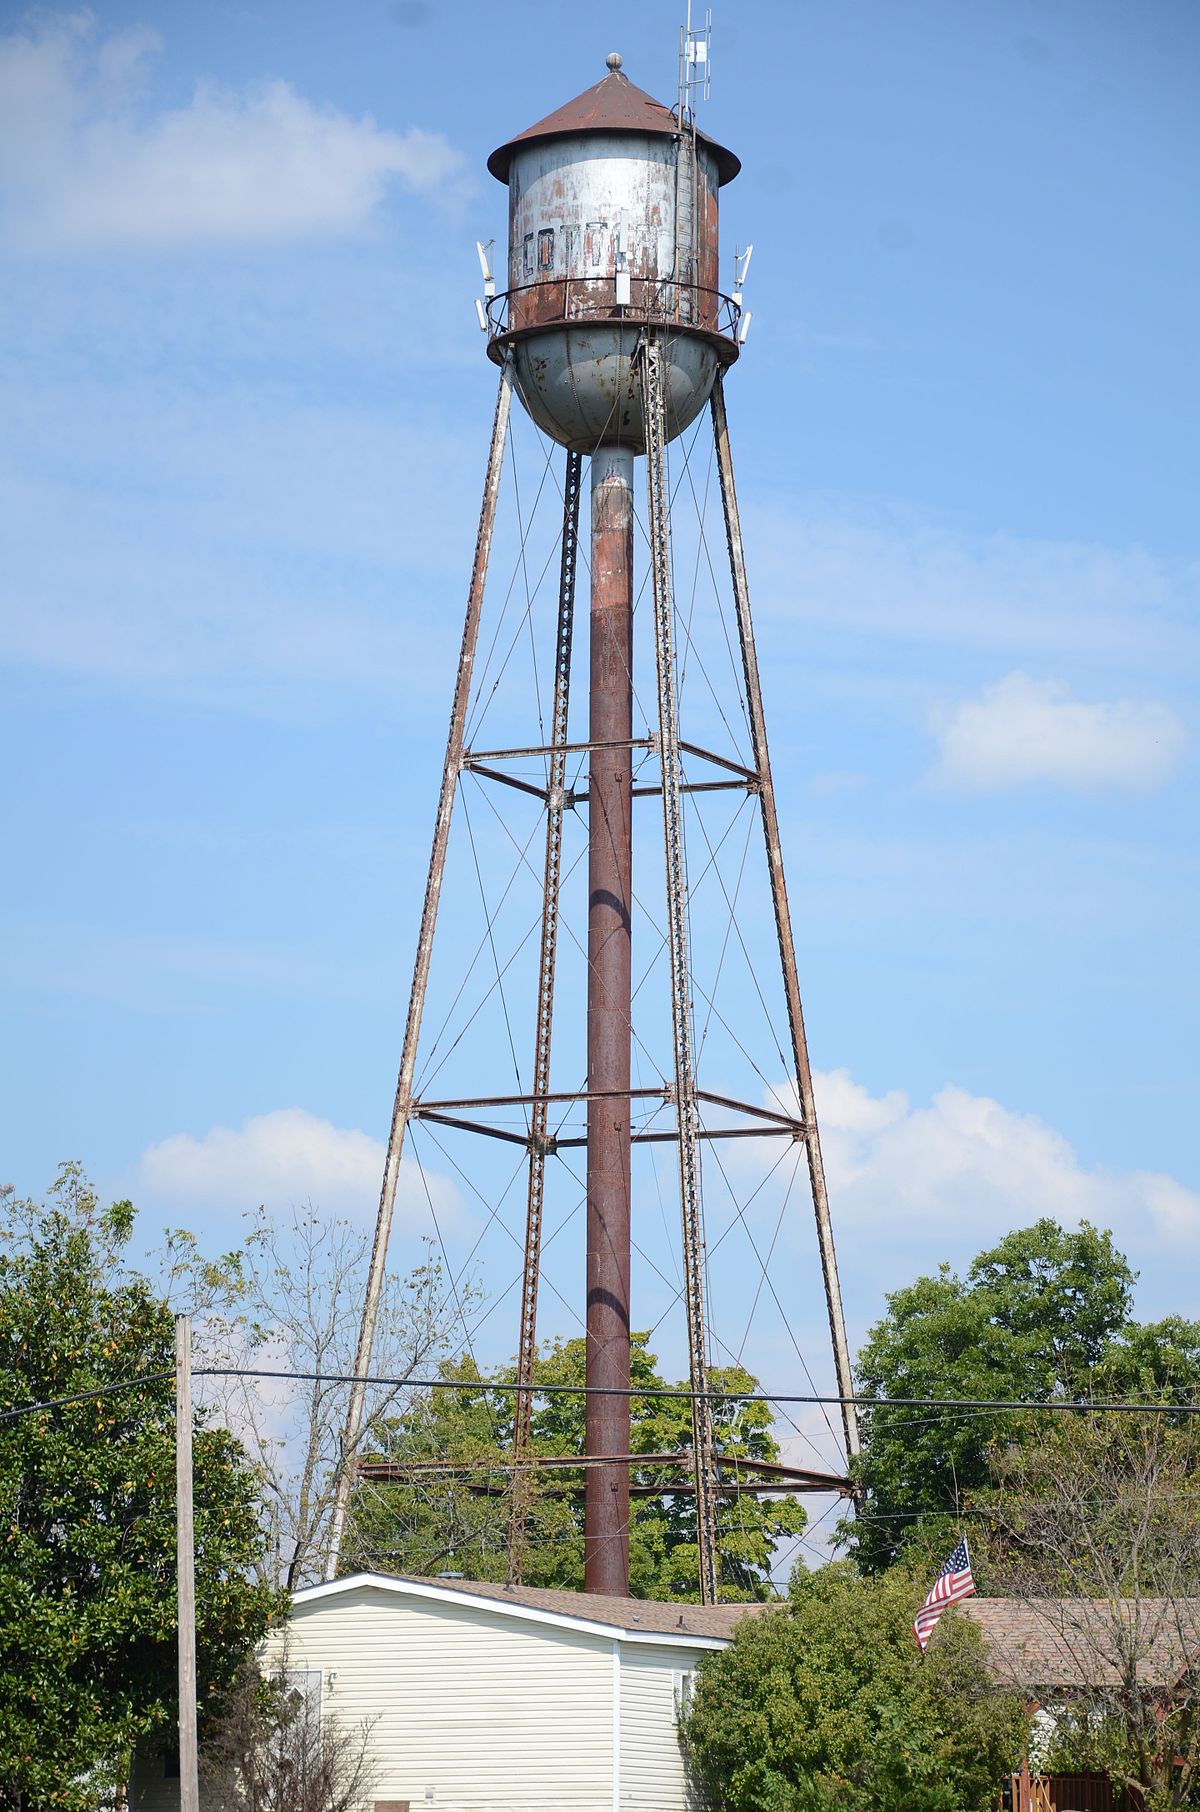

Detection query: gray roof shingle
xmin=402 ymin=1574 xmax=771 ymax=1641
xmin=955 ymin=1598 xmax=1200 ymax=1689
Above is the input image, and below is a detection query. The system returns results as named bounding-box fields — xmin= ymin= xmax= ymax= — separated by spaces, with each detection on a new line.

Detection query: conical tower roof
xmin=487 ymin=56 xmax=740 ymax=186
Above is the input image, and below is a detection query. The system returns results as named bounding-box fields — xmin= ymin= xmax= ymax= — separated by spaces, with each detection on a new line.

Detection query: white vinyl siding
xmin=617 ymin=1643 xmax=706 ymax=1811
xmin=281 ymin=1584 xmax=615 ymax=1812
xmin=134 ymin=1581 xmax=726 ymax=1812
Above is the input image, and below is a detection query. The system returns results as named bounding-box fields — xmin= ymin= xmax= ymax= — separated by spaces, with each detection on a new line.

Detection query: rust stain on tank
xmin=487 ymin=67 xmax=741 ymax=453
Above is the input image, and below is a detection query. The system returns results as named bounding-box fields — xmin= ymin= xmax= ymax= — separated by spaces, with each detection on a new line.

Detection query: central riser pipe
xmin=584 ymin=447 xmax=634 ymax=1597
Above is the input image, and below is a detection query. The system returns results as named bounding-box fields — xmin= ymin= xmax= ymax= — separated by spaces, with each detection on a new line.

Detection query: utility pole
xmin=175 ymin=1314 xmax=199 ymax=1812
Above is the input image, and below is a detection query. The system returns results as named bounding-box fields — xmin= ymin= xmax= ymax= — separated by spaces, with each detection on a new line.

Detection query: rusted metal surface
xmin=465 ymin=733 xmax=753 ymax=773
xmin=490 ymin=278 xmax=741 ymax=338
xmin=324 ymin=358 xmax=515 ymax=1582
xmin=554 ymin=1125 xmax=796 ymax=1150
xmin=584 ymin=446 xmax=635 ymax=1598
xmin=458 ymin=762 xmax=551 ymax=803
xmin=465 ymin=736 xmax=653 ymax=762
xmin=465 ymin=763 xmax=748 ymax=804
xmin=413 ymin=1115 xmax=798 ymax=1151
xmin=508 ymin=447 xmax=582 ymax=1586
xmin=414 ymin=1086 xmax=664 ymax=1111
xmin=642 ymin=332 xmax=721 ymax=1607
xmin=710 ymin=375 xmax=862 ymax=1465
xmin=486 ymin=62 xmax=739 ymax=186
xmin=361 ymin=1449 xmax=854 ymax=1497
xmin=369 ymin=1477 xmax=843 ymax=1501
xmin=504 ymin=133 xmax=723 ymax=315
xmin=500 ymin=318 xmax=725 ymax=455
xmin=673 ymin=95 xmax=700 ymax=326
xmin=488 ymin=111 xmax=731 ymax=451
xmin=409 ymin=1087 xmax=804 ymax=1126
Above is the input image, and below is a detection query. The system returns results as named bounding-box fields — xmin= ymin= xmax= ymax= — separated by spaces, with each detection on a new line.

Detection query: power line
xmin=4 ymin=1365 xmax=1199 ymax=1425
xmin=0 ymin=1371 xmax=175 ymax=1422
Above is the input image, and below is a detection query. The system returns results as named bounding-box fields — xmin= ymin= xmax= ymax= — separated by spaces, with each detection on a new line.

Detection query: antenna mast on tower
xmin=679 ymin=1 xmax=713 ymax=116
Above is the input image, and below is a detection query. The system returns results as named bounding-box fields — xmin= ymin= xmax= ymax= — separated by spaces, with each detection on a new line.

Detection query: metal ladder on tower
xmin=641 ymin=328 xmax=721 ymax=1606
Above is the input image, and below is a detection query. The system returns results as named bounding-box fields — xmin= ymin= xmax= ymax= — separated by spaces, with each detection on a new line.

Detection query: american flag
xmin=913 ymin=1537 xmax=975 ymax=1651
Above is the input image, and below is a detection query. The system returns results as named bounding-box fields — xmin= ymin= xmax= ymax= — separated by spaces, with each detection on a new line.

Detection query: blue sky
xmin=2 ymin=0 xmax=1198 ymax=1465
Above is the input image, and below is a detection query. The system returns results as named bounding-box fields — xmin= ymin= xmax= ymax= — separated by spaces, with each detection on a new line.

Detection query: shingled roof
xmin=404 ymin=1573 xmax=771 ymax=1641
xmin=956 ymin=1598 xmax=1200 ymax=1690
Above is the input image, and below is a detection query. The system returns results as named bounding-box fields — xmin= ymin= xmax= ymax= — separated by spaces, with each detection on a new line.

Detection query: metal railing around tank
xmin=485 ymin=276 xmax=743 ymax=346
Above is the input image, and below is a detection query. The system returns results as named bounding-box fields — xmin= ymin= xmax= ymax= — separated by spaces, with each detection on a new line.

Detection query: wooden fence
xmin=1004 ymin=1773 xmax=1145 ymax=1811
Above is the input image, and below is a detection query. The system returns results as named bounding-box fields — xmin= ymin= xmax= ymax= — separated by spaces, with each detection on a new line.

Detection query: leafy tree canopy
xmin=344 ymin=1332 xmax=805 ymax=1601
xmin=682 ymin=1559 xmax=1028 ymax=1812
xmin=0 ymin=1166 xmax=281 ymax=1810
xmin=846 ymin=1219 xmax=1200 ymax=1574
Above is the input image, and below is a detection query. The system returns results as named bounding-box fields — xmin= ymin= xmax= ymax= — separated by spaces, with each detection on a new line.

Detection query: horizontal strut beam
xmin=464 ymin=737 xmax=758 ymax=785
xmin=359 ymin=1451 xmax=852 ymax=1494
xmin=463 ymin=759 xmax=753 ymax=805
xmin=411 ymin=1087 xmax=804 ymax=1130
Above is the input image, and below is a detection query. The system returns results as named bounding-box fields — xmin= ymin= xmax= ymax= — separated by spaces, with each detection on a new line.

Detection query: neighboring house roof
xmin=957 ymin=1599 xmax=1200 ymax=1690
xmin=292 ymin=1571 xmax=771 ymax=1648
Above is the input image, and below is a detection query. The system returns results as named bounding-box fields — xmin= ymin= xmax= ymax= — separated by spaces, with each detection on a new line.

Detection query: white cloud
xmin=137 ymin=1106 xmax=462 ymax=1227
xmin=764 ymin=1071 xmax=1200 ymax=1299
xmin=929 ymin=672 xmax=1189 ymax=791
xmin=0 ymin=13 xmax=468 ymax=251
xmin=746 ymin=496 xmax=1200 ymax=678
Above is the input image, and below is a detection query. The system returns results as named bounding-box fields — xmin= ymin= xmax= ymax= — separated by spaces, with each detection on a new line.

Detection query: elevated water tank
xmin=486 ymin=54 xmax=741 ymax=453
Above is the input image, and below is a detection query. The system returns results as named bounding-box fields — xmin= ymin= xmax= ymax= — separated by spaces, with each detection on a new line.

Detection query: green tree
xmin=845 ymin=1219 xmax=1200 ymax=1574
xmin=681 ymin=1560 xmax=1028 ymax=1812
xmin=344 ymin=1332 xmax=805 ymax=1600
xmin=0 ymin=1167 xmax=280 ymax=1810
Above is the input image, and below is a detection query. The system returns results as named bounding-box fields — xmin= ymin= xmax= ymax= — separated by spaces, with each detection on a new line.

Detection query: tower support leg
xmin=642 ymin=335 xmax=721 ymax=1606
xmin=710 ymin=374 xmax=861 ymax=1464
xmin=325 ymin=357 xmax=515 ymax=1582
xmin=508 ymin=448 xmax=583 ymax=1584
xmin=584 ymin=446 xmax=634 ymax=1597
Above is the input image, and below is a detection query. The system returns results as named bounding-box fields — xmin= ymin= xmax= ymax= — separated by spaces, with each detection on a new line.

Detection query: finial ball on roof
xmin=606 ymin=52 xmax=623 ymax=72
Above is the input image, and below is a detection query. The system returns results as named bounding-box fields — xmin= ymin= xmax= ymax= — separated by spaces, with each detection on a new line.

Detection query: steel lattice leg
xmin=326 ymin=357 xmax=516 ymax=1582
xmin=710 ymin=374 xmax=861 ymax=1465
xmin=508 ymin=448 xmax=583 ymax=1584
xmin=641 ymin=333 xmax=721 ymax=1606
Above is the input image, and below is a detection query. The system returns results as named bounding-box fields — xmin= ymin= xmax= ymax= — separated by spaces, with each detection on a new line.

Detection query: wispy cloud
xmin=766 ymin=1069 xmax=1200 ymax=1289
xmin=821 ymin=1067 xmax=1200 ymax=1257
xmin=0 ymin=12 xmax=469 ymax=252
xmin=745 ymin=497 xmax=1200 ymax=678
xmin=137 ymin=1106 xmax=463 ymax=1227
xmin=929 ymin=672 xmax=1189 ymax=791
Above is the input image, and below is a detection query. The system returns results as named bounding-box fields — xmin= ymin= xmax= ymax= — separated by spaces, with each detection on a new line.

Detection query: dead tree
xmin=200 ymin=1641 xmax=378 ymax=1812
xmin=983 ymin=1413 xmax=1200 ymax=1810
xmin=161 ymin=1207 xmax=476 ymax=1590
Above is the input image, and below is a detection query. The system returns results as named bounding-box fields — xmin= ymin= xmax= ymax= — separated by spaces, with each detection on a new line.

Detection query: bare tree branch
xmin=980 ymin=1414 xmax=1200 ymax=1810
xmin=160 ymin=1206 xmax=479 ymax=1590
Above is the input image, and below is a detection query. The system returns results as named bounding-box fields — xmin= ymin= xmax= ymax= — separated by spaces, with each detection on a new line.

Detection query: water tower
xmin=330 ymin=40 xmax=860 ymax=1606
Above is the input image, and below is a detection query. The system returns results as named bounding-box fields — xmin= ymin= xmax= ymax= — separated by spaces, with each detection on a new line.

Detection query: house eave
xmin=291 ymin=1572 xmax=733 ymax=1650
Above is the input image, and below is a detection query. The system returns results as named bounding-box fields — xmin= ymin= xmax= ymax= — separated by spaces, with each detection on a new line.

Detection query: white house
xmin=134 ymin=1573 xmax=767 ymax=1812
